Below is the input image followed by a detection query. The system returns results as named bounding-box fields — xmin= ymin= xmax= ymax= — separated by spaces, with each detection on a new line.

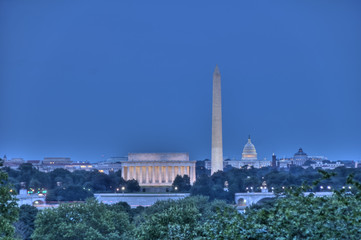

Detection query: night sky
xmin=1 ymin=1 xmax=360 ymax=162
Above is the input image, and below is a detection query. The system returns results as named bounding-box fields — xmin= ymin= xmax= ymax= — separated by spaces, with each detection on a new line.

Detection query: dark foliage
xmin=14 ymin=204 xmax=38 ymax=240
xmin=172 ymin=175 xmax=191 ymax=192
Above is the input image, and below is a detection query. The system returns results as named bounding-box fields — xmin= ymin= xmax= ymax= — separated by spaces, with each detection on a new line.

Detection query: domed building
xmin=240 ymin=136 xmax=270 ymax=168
xmin=223 ymin=136 xmax=271 ymax=169
xmin=242 ymin=136 xmax=258 ymax=161
xmin=292 ymin=148 xmax=308 ymax=166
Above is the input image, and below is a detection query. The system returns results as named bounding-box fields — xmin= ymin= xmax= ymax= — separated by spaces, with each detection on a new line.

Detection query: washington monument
xmin=211 ymin=65 xmax=223 ymax=174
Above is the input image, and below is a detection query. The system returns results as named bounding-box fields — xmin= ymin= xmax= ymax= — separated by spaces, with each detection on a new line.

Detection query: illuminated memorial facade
xmin=121 ymin=153 xmax=196 ymax=187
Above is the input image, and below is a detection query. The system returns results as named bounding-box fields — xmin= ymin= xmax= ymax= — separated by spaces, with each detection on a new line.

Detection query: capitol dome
xmin=242 ymin=135 xmax=258 ymax=161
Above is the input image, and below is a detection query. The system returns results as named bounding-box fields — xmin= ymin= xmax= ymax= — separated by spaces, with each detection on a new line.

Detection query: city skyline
xmin=1 ymin=1 xmax=361 ymax=162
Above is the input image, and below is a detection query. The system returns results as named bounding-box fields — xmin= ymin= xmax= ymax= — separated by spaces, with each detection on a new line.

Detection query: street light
xmin=121 ymin=186 xmax=125 ymax=193
xmin=175 ymin=186 xmax=178 ymax=191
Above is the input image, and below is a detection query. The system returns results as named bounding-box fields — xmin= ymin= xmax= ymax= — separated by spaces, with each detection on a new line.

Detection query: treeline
xmin=191 ymin=166 xmax=361 ymax=202
xmin=3 ymin=163 xmax=140 ymax=202
xmin=25 ymin=183 xmax=361 ymax=239
xmin=2 ymin=159 xmax=361 ymax=239
xmin=4 ymin=163 xmax=361 ymax=203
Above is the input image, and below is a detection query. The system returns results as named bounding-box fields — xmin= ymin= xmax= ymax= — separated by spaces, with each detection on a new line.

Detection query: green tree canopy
xmin=199 ymin=177 xmax=361 ymax=240
xmin=32 ymin=199 xmax=131 ymax=240
xmin=0 ymin=158 xmax=19 ymax=240
xmin=134 ymin=196 xmax=229 ymax=240
xmin=14 ymin=204 xmax=38 ymax=240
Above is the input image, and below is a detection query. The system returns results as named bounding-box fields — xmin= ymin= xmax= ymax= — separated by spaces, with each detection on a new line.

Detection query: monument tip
xmin=214 ymin=65 xmax=220 ymax=75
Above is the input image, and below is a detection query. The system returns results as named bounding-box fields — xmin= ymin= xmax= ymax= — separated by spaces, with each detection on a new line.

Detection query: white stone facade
xmin=121 ymin=153 xmax=196 ymax=186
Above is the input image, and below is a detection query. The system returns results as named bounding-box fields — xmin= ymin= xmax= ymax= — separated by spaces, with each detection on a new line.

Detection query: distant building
xmin=310 ymin=161 xmax=344 ymax=170
xmin=41 ymin=157 xmax=72 ymax=172
xmin=223 ymin=136 xmax=271 ymax=169
xmin=120 ymin=153 xmax=196 ymax=187
xmin=204 ymin=159 xmax=211 ymax=171
xmin=64 ymin=162 xmax=94 ymax=172
xmin=43 ymin=157 xmax=72 ymax=165
xmin=3 ymin=157 xmax=25 ymax=169
xmin=196 ymin=160 xmax=211 ymax=177
xmin=292 ymin=148 xmax=308 ymax=166
xmin=277 ymin=158 xmax=292 ymax=168
xmin=106 ymin=157 xmax=128 ymax=163
xmin=272 ymin=153 xmax=277 ymax=168
xmin=276 ymin=148 xmax=335 ymax=169
xmin=239 ymin=136 xmax=270 ymax=168
xmin=242 ymin=136 xmax=257 ymax=161
xmin=92 ymin=161 xmax=122 ymax=174
xmin=27 ymin=160 xmax=42 ymax=169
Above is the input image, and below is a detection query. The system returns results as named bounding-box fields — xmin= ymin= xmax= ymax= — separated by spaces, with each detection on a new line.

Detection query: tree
xmin=172 ymin=175 xmax=191 ymax=192
xmin=32 ymin=199 xmax=131 ymax=240
xmin=46 ymin=185 xmax=93 ymax=202
xmin=190 ymin=173 xmax=232 ymax=202
xmin=126 ymin=179 xmax=140 ymax=193
xmin=190 ymin=174 xmax=214 ymax=199
xmin=0 ymin=158 xmax=19 ymax=239
xmin=134 ymin=196 xmax=229 ymax=240
xmin=199 ymin=176 xmax=361 ymax=240
xmin=18 ymin=163 xmax=37 ymax=189
xmin=135 ymin=202 xmax=200 ymax=239
xmin=14 ymin=204 xmax=38 ymax=240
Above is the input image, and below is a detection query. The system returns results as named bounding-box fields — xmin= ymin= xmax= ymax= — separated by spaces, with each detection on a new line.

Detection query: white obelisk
xmin=211 ymin=65 xmax=223 ymax=174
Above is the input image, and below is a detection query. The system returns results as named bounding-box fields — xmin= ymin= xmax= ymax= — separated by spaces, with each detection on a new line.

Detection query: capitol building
xmin=224 ymin=136 xmax=271 ymax=169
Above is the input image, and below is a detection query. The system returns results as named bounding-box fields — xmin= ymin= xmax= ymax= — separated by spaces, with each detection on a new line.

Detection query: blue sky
xmin=1 ymin=1 xmax=360 ymax=162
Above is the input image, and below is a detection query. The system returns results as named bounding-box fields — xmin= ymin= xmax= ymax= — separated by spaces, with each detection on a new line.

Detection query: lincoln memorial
xmin=120 ymin=153 xmax=196 ymax=187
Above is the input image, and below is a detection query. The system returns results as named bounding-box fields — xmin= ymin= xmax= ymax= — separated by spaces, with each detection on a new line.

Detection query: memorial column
xmin=139 ymin=166 xmax=143 ymax=184
xmin=171 ymin=166 xmax=175 ymax=182
xmin=152 ymin=165 xmax=155 ymax=184
xmin=165 ymin=166 xmax=169 ymax=183
xmin=191 ymin=166 xmax=194 ymax=183
xmin=159 ymin=166 xmax=162 ymax=183
xmin=146 ymin=166 xmax=149 ymax=184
